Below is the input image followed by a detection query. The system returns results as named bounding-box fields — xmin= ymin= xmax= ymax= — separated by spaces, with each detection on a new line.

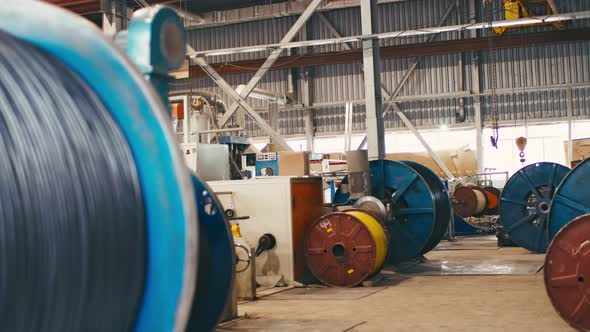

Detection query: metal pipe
xmin=170 ymin=90 xmax=227 ymax=113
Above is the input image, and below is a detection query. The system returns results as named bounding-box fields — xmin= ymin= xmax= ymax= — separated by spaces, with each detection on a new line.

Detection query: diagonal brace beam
xmin=318 ymin=3 xmax=455 ymax=178
xmin=212 ymin=0 xmax=323 ymax=129
xmin=194 ymin=57 xmax=293 ymax=151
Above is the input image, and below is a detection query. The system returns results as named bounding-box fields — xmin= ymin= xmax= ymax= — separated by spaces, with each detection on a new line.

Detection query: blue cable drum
xmin=332 ymin=160 xmax=450 ymax=263
xmin=548 ymin=158 xmax=590 ymax=240
xmin=400 ymin=161 xmax=451 ymax=254
xmin=0 ymin=3 xmax=198 ymax=332
xmin=189 ymin=174 xmax=235 ymax=332
xmin=499 ymin=162 xmax=569 ymax=253
xmin=370 ymin=160 xmax=443 ymax=263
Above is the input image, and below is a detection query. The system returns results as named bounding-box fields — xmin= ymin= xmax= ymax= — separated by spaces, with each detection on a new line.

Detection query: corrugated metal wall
xmin=172 ymin=0 xmax=590 ymax=138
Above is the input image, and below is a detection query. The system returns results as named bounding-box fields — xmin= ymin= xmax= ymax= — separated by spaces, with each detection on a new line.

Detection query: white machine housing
xmin=208 ymin=177 xmax=324 ymax=285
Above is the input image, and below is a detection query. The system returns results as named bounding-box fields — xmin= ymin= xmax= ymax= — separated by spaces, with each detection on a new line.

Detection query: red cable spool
xmin=544 ymin=214 xmax=590 ymax=331
xmin=453 ymin=186 xmax=488 ymax=218
xmin=304 ymin=210 xmax=388 ymax=287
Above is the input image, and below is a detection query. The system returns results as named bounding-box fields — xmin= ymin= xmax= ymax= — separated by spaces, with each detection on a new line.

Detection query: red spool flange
xmin=453 ymin=186 xmax=487 ymax=218
xmin=544 ymin=213 xmax=590 ymax=331
xmin=304 ymin=212 xmax=385 ymax=287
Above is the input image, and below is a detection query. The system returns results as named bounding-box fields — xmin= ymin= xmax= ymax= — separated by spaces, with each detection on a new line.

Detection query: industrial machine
xmin=0 ymin=3 xmax=233 ymax=332
xmin=209 ymin=177 xmax=325 ymax=285
xmin=499 ymin=162 xmax=570 ymax=253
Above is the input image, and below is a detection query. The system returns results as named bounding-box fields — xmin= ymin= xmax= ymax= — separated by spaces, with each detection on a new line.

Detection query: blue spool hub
xmin=189 ymin=174 xmax=235 ymax=332
xmin=0 ymin=3 xmax=198 ymax=331
xmin=370 ymin=160 xmax=448 ymax=263
xmin=500 ymin=162 xmax=569 ymax=253
xmin=548 ymin=158 xmax=590 ymax=241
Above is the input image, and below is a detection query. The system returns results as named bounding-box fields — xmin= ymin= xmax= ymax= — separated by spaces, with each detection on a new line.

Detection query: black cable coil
xmin=0 ymin=30 xmax=146 ymax=331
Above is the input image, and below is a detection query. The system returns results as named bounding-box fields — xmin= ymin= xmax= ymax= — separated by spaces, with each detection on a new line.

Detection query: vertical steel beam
xmin=567 ymin=86 xmax=574 ymax=165
xmin=299 ymin=22 xmax=315 ymax=152
xmin=356 ymin=0 xmax=456 ymax=149
xmin=469 ymin=0 xmax=484 ymax=174
xmin=101 ymin=0 xmax=127 ymax=34
xmin=215 ymin=0 xmax=323 ymax=129
xmin=194 ymin=57 xmax=293 ymax=151
xmin=361 ymin=0 xmax=385 ymax=160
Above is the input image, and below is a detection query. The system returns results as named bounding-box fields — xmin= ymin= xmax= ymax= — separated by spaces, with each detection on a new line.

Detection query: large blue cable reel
xmin=0 ymin=3 xmax=233 ymax=332
xmin=499 ymin=162 xmax=570 ymax=253
xmin=189 ymin=175 xmax=235 ymax=332
xmin=548 ymin=158 xmax=590 ymax=240
xmin=334 ymin=160 xmax=451 ymax=264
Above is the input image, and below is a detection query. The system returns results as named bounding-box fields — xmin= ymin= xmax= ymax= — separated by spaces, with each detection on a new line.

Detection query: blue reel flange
xmin=334 ymin=160 xmax=451 ymax=263
xmin=548 ymin=158 xmax=590 ymax=241
xmin=499 ymin=162 xmax=570 ymax=253
xmin=189 ymin=175 xmax=235 ymax=332
xmin=371 ymin=160 xmax=450 ymax=263
xmin=0 ymin=3 xmax=198 ymax=331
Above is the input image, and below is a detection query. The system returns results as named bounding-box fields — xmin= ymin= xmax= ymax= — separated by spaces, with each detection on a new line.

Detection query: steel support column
xmin=357 ymin=0 xmax=456 ymax=149
xmin=319 ymin=9 xmax=454 ymax=178
xmin=101 ymin=0 xmax=126 ymax=34
xmin=361 ymin=0 xmax=385 ymax=160
xmin=213 ymin=0 xmax=323 ymax=129
xmin=469 ymin=0 xmax=484 ymax=174
xmin=194 ymin=57 xmax=293 ymax=151
xmin=567 ymin=86 xmax=574 ymax=165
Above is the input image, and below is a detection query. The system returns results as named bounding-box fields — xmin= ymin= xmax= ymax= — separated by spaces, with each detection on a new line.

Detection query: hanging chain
xmin=485 ymin=0 xmax=500 ymax=149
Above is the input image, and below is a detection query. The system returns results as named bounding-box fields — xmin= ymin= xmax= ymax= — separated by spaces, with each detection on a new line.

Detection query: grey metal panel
xmin=572 ymin=87 xmax=590 ymax=117
xmin=480 ymin=41 xmax=590 ymax=91
xmin=187 ymin=15 xmax=297 ymax=63
xmin=481 ymin=90 xmax=569 ymax=122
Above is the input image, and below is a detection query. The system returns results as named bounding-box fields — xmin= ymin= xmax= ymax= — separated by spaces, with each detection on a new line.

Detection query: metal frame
xmin=187 ymin=10 xmax=590 ymax=57
xmin=194 ymin=57 xmax=293 ymax=151
xmin=215 ymin=0 xmax=323 ymax=129
xmin=192 ymin=0 xmax=323 ymax=151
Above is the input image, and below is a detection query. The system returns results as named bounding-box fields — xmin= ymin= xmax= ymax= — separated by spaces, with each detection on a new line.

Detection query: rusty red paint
xmin=545 ymin=214 xmax=590 ymax=332
xmin=305 ymin=212 xmax=378 ymax=287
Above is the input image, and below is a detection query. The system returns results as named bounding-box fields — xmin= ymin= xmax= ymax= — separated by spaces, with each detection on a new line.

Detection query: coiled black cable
xmin=0 ymin=30 xmax=146 ymax=331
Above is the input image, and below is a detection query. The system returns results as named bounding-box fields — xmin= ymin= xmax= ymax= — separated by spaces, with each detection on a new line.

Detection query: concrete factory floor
xmin=219 ymin=236 xmax=574 ymax=332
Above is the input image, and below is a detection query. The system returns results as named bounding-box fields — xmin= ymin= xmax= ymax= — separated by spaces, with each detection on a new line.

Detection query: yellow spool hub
xmin=345 ymin=210 xmax=388 ymax=273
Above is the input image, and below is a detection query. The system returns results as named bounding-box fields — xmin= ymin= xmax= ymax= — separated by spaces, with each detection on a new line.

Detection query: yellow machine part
xmin=345 ymin=210 xmax=388 ymax=273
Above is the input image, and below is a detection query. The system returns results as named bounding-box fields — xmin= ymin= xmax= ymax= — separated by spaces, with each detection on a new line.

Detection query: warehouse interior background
xmin=4 ymin=0 xmax=590 ymax=331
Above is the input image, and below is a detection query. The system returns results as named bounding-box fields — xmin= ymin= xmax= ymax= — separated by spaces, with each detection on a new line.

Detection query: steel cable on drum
xmin=0 ymin=30 xmax=146 ymax=331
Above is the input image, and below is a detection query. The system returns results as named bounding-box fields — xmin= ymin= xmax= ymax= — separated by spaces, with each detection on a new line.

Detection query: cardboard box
xmin=279 ymin=151 xmax=310 ymax=176
xmin=564 ymin=138 xmax=590 ymax=167
xmin=385 ymin=146 xmax=477 ymax=179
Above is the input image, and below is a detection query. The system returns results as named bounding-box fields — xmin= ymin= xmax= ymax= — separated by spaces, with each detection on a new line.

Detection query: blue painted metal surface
xmin=453 ymin=216 xmax=480 ymax=235
xmin=189 ymin=175 xmax=235 ymax=332
xmin=255 ymin=153 xmax=279 ymax=176
xmin=548 ymin=158 xmax=590 ymax=240
xmin=0 ymin=3 xmax=198 ymax=331
xmin=400 ymin=161 xmax=450 ymax=254
xmin=500 ymin=162 xmax=569 ymax=253
xmin=333 ymin=160 xmax=445 ymax=263
xmin=127 ymin=6 xmax=187 ymax=110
